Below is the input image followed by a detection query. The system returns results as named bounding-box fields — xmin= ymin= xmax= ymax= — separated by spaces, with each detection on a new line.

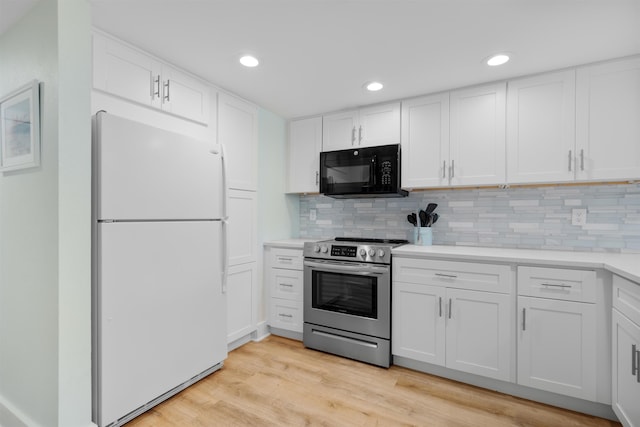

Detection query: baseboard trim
xmin=254 ymin=321 xmax=270 ymax=342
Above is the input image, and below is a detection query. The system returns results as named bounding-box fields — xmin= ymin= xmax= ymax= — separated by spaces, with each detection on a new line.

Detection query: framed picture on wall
xmin=0 ymin=80 xmax=40 ymax=172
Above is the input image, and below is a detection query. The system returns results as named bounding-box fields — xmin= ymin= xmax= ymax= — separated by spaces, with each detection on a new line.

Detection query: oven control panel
xmin=305 ymin=241 xmax=397 ymax=264
xmin=330 ymin=245 xmax=357 ymax=257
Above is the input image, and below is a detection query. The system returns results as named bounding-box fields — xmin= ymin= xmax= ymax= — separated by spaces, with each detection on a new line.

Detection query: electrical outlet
xmin=571 ymin=209 xmax=587 ymax=226
xmin=310 ymin=209 xmax=317 ymax=221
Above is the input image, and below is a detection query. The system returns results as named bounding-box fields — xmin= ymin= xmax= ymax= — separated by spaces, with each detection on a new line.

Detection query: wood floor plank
xmin=124 ymin=335 xmax=620 ymax=427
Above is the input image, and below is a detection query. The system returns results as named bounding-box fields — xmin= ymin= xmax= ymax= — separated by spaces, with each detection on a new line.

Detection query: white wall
xmin=0 ymin=0 xmax=93 ymax=426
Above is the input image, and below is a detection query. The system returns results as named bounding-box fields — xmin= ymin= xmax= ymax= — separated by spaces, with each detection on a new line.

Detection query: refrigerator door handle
xmin=220 ymin=143 xmax=229 ymax=294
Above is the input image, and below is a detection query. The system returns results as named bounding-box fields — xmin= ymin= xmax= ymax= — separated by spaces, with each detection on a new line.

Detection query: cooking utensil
xmin=430 ymin=213 xmax=439 ymax=226
xmin=425 ymin=203 xmax=438 ymax=214
xmin=419 ymin=210 xmax=428 ymax=227
xmin=407 ymin=213 xmax=417 ymax=227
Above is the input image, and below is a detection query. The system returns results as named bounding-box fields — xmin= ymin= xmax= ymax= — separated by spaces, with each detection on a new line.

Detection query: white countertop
xmin=392 ymin=244 xmax=640 ymax=284
xmin=263 ymin=238 xmax=319 ymax=249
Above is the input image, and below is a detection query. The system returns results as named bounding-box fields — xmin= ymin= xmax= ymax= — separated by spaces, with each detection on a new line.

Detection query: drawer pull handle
xmin=279 ymin=313 xmax=293 ymax=318
xmin=541 ymin=283 xmax=572 ymax=289
xmin=633 ymin=344 xmax=638 ymax=378
xmin=438 ymin=296 xmax=442 ymax=317
xmin=448 ymin=298 xmax=452 ymax=319
xmin=436 ymin=273 xmax=458 ymax=279
xmin=278 ymin=257 xmax=293 ymax=262
xmin=279 ymin=283 xmax=294 ymax=287
xmin=522 ymin=308 xmax=526 ymax=331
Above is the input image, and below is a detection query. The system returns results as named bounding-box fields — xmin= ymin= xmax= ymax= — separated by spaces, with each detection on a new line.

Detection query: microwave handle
xmin=370 ymin=154 xmax=377 ymax=187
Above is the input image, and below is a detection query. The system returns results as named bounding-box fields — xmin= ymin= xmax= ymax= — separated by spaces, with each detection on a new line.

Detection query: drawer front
xmin=270 ymin=248 xmax=303 ymax=270
xmin=518 ymin=266 xmax=596 ymax=303
xmin=393 ymin=257 xmax=513 ymax=294
xmin=269 ymin=298 xmax=303 ymax=332
xmin=613 ymin=275 xmax=640 ymax=326
xmin=270 ymin=268 xmax=303 ymax=301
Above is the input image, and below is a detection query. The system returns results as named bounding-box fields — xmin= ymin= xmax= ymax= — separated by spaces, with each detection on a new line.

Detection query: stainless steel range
xmin=303 ymin=237 xmax=408 ymax=368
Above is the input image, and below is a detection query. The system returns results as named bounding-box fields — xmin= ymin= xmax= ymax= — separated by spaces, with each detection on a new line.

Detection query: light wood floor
xmin=126 ymin=335 xmax=620 ymax=426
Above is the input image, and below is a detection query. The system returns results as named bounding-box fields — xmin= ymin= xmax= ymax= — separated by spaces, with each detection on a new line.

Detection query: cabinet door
xmin=288 ymin=116 xmax=323 ymax=193
xmin=612 ymin=309 xmax=640 ymax=427
xmin=160 ymin=65 xmax=210 ymax=125
xmin=218 ymin=93 xmax=258 ymax=190
xmin=227 ymin=189 xmax=257 ymax=266
xmin=226 ymin=262 xmax=257 ymax=343
xmin=392 ymin=282 xmax=446 ymax=365
xmin=92 ymin=32 xmax=161 ymax=109
xmin=517 ymin=296 xmax=596 ymax=401
xmin=322 ymin=110 xmax=358 ymax=151
xmin=358 ymin=102 xmax=401 ymax=147
xmin=446 ymin=288 xmax=512 ymax=381
xmin=401 ymin=94 xmax=450 ymax=188
xmin=450 ymin=83 xmax=506 ymax=186
xmin=576 ymin=57 xmax=640 ymax=181
xmin=507 ymin=70 xmax=576 ymax=184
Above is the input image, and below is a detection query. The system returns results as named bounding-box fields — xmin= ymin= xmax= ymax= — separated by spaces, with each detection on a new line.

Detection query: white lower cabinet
xmin=226 ymin=262 xmax=257 ymax=343
xmin=517 ymin=266 xmax=598 ymax=401
xmin=265 ymin=246 xmax=304 ymax=335
xmin=612 ymin=275 xmax=640 ymax=427
xmin=392 ymin=257 xmax=514 ymax=381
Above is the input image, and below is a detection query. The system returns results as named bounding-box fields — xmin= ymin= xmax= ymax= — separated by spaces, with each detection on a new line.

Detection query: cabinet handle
xmin=439 ymin=296 xmax=442 ymax=317
xmin=278 ymin=257 xmax=293 ymax=262
xmin=442 ymin=161 xmax=446 ymax=179
xmin=163 ymin=79 xmax=170 ymax=102
xmin=633 ymin=344 xmax=638 ymax=377
xmin=151 ymin=75 xmax=161 ymax=99
xmin=580 ymin=149 xmax=585 ymax=171
xmin=448 ymin=298 xmax=452 ymax=319
xmin=435 ymin=273 xmax=458 ymax=279
xmin=315 ymin=171 xmax=319 ymax=185
xmin=279 ymin=313 xmax=293 ymax=318
xmin=358 ymin=126 xmax=363 ymax=144
xmin=351 ymin=127 xmax=356 ymax=145
xmin=522 ymin=308 xmax=526 ymax=331
xmin=568 ymin=150 xmax=572 ymax=172
xmin=451 ymin=160 xmax=455 ymax=178
xmin=279 ymin=283 xmax=294 ymax=288
xmin=541 ymin=283 xmax=572 ymax=289
xmin=636 ymin=346 xmax=640 ymax=383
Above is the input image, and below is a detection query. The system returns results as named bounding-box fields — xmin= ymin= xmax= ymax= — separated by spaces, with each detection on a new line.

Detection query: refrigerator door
xmin=95 ymin=112 xmax=222 ymax=220
xmin=96 ymin=221 xmax=226 ymax=427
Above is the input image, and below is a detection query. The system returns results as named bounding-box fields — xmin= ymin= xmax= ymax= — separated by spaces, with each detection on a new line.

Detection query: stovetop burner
xmin=334 ymin=237 xmax=409 ymax=245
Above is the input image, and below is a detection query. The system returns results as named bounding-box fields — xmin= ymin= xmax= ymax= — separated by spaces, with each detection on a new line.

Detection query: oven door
xmin=303 ymin=259 xmax=390 ymax=339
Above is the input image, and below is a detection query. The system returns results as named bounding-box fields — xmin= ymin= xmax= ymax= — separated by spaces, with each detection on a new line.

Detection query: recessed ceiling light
xmin=239 ymin=55 xmax=259 ymax=67
xmin=486 ymin=54 xmax=510 ymax=66
xmin=366 ymin=81 xmax=384 ymax=91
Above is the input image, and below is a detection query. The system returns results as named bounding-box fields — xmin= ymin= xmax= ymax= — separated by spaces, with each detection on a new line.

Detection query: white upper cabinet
xmin=449 ymin=83 xmax=507 ymax=186
xmin=401 ymin=93 xmax=450 ymax=188
xmin=92 ymin=32 xmax=210 ymax=125
xmin=287 ymin=116 xmax=323 ymax=193
xmin=507 ymin=70 xmax=576 ymax=184
xmin=322 ymin=102 xmax=400 ymax=151
xmin=218 ymin=93 xmax=258 ymax=191
xmin=576 ymin=56 xmax=640 ymax=182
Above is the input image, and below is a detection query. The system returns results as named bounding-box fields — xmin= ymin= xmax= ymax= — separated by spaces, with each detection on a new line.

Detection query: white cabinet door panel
xmin=450 ymin=83 xmax=506 ymax=186
xmin=358 ymin=102 xmax=401 ymax=147
xmin=288 ymin=116 xmax=323 ymax=193
xmin=392 ymin=282 xmax=446 ymax=365
xmin=507 ymin=70 xmax=576 ymax=184
xmin=322 ymin=110 xmax=358 ymax=151
xmin=161 ymin=65 xmax=210 ymax=125
xmin=446 ymin=288 xmax=512 ymax=381
xmin=401 ymin=94 xmax=450 ymax=188
xmin=518 ymin=296 xmax=596 ymax=401
xmin=612 ymin=309 xmax=640 ymax=427
xmin=226 ymin=263 xmax=257 ymax=343
xmin=576 ymin=57 xmax=640 ymax=181
xmin=227 ymin=189 xmax=257 ymax=266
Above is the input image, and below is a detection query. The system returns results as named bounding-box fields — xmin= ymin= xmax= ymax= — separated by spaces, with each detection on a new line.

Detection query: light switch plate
xmin=310 ymin=209 xmax=317 ymax=221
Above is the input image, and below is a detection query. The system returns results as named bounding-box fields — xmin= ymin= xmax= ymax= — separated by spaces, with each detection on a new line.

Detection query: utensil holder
xmin=416 ymin=227 xmax=432 ymax=246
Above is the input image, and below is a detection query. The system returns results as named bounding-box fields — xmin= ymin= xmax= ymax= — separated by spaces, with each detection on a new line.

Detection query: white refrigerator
xmin=92 ymin=112 xmax=228 ymax=427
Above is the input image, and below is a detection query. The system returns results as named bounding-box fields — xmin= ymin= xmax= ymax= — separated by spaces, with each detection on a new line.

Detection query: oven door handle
xmin=304 ymin=260 xmax=389 ymax=275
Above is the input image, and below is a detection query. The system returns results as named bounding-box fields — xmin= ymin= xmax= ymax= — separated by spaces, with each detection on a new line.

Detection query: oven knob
xmin=378 ymin=249 xmax=385 ymax=257
xmin=313 ymin=245 xmax=320 ymax=253
xmin=368 ymin=248 xmax=376 ymax=257
xmin=359 ymin=248 xmax=366 ymax=257
xmin=320 ymin=245 xmax=328 ymax=253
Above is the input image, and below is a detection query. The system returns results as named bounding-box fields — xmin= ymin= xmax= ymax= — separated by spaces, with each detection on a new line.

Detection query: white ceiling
xmin=4 ymin=1 xmax=640 ymax=119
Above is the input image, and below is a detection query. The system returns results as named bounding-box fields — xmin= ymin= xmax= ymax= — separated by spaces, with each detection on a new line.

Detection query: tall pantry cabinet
xmin=218 ymin=92 xmax=260 ymax=346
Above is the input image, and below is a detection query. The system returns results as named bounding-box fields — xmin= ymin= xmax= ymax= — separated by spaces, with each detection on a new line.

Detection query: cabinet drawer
xmin=269 ymin=268 xmax=303 ymax=301
xmin=393 ymin=257 xmax=513 ymax=294
xmin=269 ymin=299 xmax=303 ymax=333
xmin=518 ymin=266 xmax=596 ymax=303
xmin=270 ymin=248 xmax=303 ymax=270
xmin=613 ymin=275 xmax=640 ymax=326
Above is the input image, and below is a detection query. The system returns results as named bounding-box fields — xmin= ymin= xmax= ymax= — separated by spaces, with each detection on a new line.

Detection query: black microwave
xmin=319 ymin=144 xmax=408 ymax=198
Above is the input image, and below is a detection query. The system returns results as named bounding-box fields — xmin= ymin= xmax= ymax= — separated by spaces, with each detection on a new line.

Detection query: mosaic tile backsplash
xmin=299 ymin=183 xmax=640 ymax=253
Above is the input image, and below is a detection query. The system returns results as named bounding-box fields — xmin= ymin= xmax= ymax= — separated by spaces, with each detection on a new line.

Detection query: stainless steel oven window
xmin=311 ymin=270 xmax=378 ymax=318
